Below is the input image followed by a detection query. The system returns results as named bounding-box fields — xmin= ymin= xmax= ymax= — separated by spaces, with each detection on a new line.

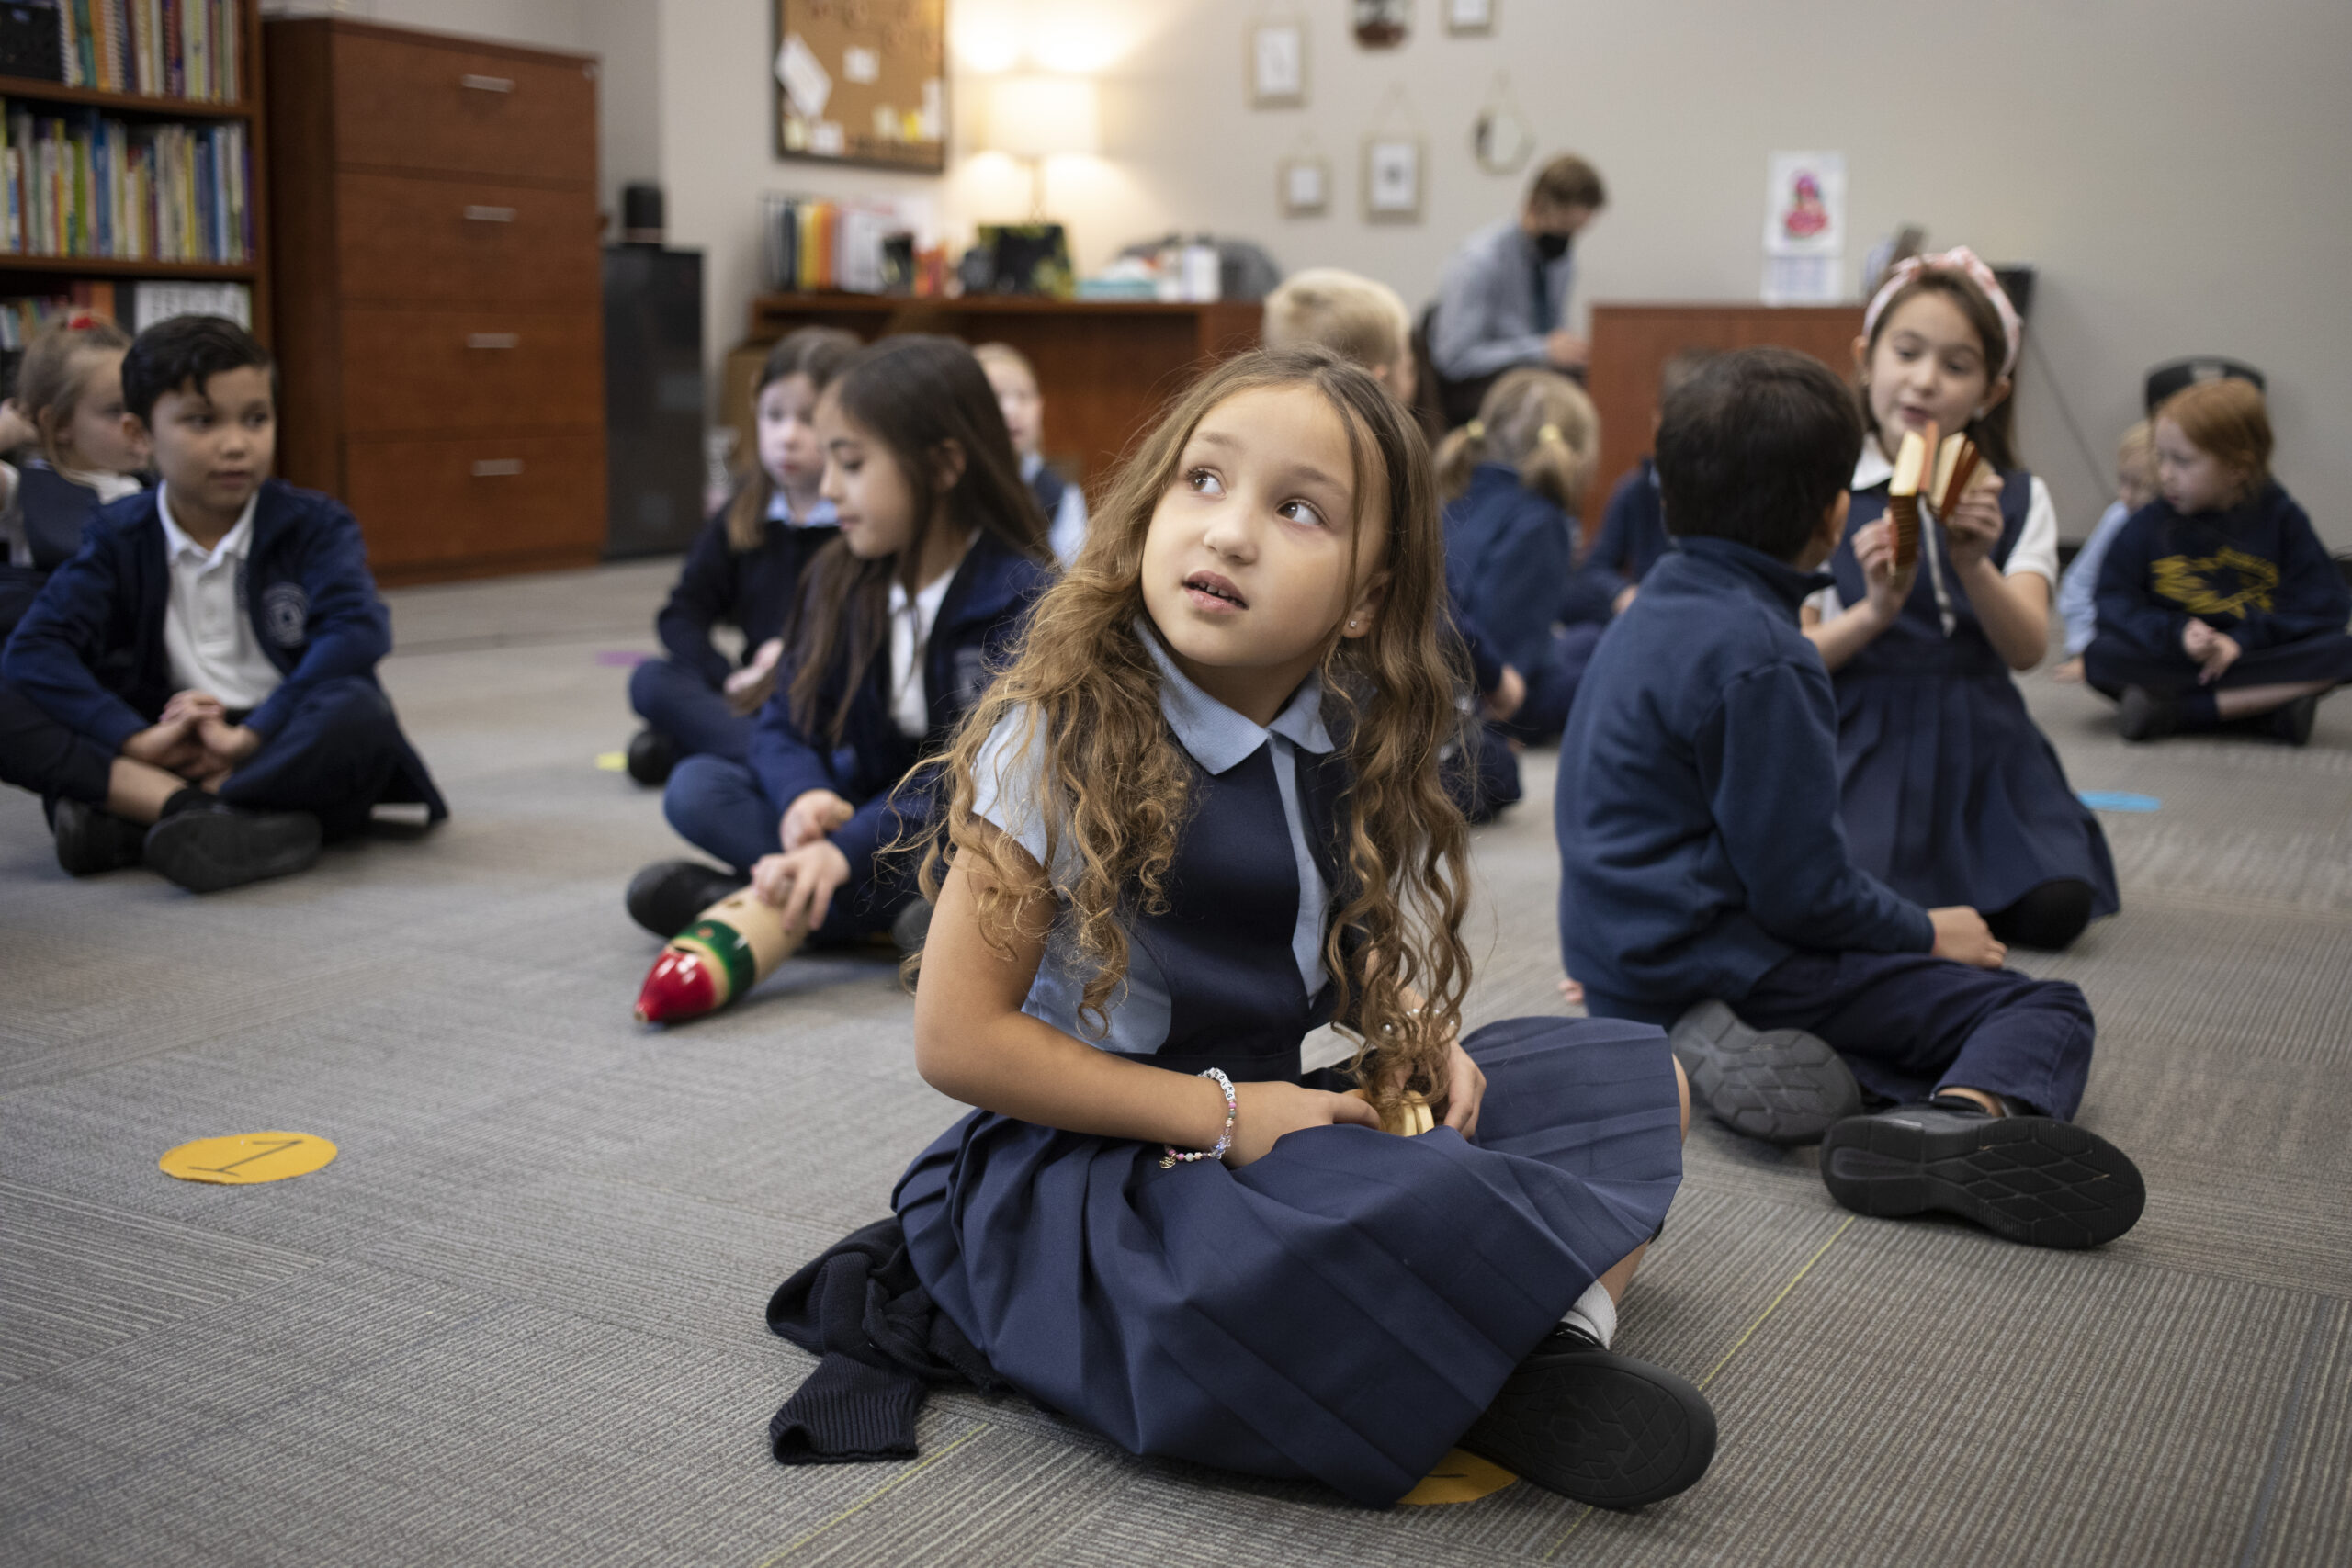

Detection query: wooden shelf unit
xmin=0 ymin=0 xmax=271 ymax=339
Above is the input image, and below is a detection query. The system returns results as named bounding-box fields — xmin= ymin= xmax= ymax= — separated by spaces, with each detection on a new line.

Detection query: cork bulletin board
xmin=774 ymin=0 xmax=949 ymax=172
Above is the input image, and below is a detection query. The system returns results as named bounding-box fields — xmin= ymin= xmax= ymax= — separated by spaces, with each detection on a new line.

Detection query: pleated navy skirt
xmin=1836 ymin=669 xmax=2120 ymax=919
xmin=891 ymin=1014 xmax=1684 ymax=1506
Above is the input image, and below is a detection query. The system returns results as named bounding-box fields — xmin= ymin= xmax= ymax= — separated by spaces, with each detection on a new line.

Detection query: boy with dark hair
xmin=1554 ymin=347 xmax=2144 ymax=1249
xmin=3 ymin=314 xmax=444 ymax=892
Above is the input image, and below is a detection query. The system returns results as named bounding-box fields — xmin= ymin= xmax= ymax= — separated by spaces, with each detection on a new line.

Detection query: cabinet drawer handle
xmin=460 ymin=73 xmax=515 ymax=93
xmin=463 ymin=205 xmax=516 ymax=222
xmin=471 ymin=459 xmax=525 ymax=478
xmin=466 ymin=333 xmax=521 ymax=350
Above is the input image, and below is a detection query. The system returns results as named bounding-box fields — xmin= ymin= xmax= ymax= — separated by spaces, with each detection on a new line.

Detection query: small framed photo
xmin=1363 ymin=136 xmax=1423 ymax=222
xmin=1250 ymin=22 xmax=1306 ymax=109
xmin=1279 ymin=155 xmax=1329 ymax=217
xmin=1444 ymin=0 xmax=1496 ymax=35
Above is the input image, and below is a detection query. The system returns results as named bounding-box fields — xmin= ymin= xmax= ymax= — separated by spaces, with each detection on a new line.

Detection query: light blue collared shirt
xmin=972 ymin=623 xmax=1335 ymax=1051
xmin=1430 ymin=218 xmax=1577 ymax=382
xmin=768 ymin=490 xmax=838 ymax=528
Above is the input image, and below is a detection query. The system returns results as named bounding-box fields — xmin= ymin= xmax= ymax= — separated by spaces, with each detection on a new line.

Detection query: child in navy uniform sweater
xmin=627 ymin=335 xmax=1055 ymax=949
xmin=1584 ymin=349 xmax=1714 ymax=613
xmin=626 ymin=327 xmax=859 ymax=784
xmin=4 ymin=316 xmax=444 ymax=893
xmin=2088 ymin=378 xmax=2352 ymax=744
xmin=1556 ymin=346 xmax=2143 ymax=1250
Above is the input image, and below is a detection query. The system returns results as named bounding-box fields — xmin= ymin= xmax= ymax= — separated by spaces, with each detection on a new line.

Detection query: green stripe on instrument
xmin=682 ymin=919 xmax=758 ymax=1001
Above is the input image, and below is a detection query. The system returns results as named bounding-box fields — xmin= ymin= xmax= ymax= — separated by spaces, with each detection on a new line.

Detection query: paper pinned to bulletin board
xmin=1762 ymin=150 xmax=1846 ymax=304
xmin=775 ymin=0 xmax=946 ymax=172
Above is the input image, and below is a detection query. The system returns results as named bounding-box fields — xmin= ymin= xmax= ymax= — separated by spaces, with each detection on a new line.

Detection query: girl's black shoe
xmin=141 ymin=801 xmax=322 ymax=893
xmin=1460 ymin=1325 xmax=1717 ymax=1509
xmin=1820 ymin=1100 xmax=2145 ymax=1248
xmin=626 ymin=728 xmax=679 ymax=785
xmin=51 ymin=797 xmax=147 ymax=875
xmin=626 ymin=859 xmax=748 ymax=937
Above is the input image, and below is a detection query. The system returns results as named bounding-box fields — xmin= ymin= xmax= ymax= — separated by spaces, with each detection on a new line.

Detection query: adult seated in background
xmin=1426 ymin=154 xmax=1608 ymax=426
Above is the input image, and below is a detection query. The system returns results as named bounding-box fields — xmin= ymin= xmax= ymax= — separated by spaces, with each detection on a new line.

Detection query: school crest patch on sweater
xmin=262 ymin=581 xmax=311 ymax=647
xmin=2150 ymin=547 xmax=2278 ymax=617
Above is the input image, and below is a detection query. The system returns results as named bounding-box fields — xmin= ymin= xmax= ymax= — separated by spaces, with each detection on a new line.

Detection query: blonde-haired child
xmin=2052 ymin=421 xmax=2156 ymax=682
xmin=973 ymin=342 xmax=1088 ymax=564
xmin=767 ymin=344 xmax=1712 ymax=1510
xmin=2088 ymin=378 xmax=2351 ymax=743
xmin=1433 ymin=367 xmax=1602 ymax=739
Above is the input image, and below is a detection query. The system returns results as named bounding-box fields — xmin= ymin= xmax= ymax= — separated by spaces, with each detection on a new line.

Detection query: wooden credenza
xmin=266 ymin=19 xmax=605 ymax=584
xmin=1585 ymin=303 xmax=1864 ymax=525
xmin=731 ymin=295 xmax=1263 ymax=489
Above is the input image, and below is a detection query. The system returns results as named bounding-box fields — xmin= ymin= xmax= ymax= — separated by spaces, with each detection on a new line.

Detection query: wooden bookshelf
xmin=0 ymin=0 xmax=271 ymax=343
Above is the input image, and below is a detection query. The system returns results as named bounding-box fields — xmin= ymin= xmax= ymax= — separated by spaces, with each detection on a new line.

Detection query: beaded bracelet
xmin=1161 ymin=1067 xmax=1237 ymax=1168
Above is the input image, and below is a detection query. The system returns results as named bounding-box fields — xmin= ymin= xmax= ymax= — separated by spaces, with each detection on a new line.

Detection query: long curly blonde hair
xmin=917 ymin=344 xmax=1474 ymax=1114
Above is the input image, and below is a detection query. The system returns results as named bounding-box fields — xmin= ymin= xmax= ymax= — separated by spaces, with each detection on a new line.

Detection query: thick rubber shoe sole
xmin=142 ymin=808 xmax=322 ymax=894
xmin=1820 ymin=1111 xmax=2146 ymax=1249
xmin=1461 ymin=1342 xmax=1717 ymax=1509
xmin=1668 ymin=999 xmax=1862 ymax=1145
xmin=52 ymin=796 xmax=146 ymax=875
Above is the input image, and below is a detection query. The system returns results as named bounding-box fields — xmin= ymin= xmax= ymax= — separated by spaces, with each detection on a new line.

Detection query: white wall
xmin=311 ymin=0 xmax=2352 ymax=545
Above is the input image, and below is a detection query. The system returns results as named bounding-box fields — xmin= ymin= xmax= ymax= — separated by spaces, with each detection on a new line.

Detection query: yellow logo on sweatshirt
xmin=2150 ymin=548 xmax=2278 ymax=616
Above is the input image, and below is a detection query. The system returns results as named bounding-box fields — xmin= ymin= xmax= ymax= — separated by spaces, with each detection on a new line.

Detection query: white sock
xmin=1563 ymin=1280 xmax=1617 ymax=1348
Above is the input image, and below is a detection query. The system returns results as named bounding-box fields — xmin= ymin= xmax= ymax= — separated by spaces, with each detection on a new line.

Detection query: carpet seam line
xmin=752 ymin=1421 xmax=991 ymax=1566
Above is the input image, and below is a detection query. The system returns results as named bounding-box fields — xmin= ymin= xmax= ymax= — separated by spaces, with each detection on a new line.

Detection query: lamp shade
xmin=988 ymin=73 xmax=1100 ymax=159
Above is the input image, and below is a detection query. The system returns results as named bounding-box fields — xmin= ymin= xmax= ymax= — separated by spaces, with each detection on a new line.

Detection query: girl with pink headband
xmin=1799 ymin=249 xmax=2118 ymax=953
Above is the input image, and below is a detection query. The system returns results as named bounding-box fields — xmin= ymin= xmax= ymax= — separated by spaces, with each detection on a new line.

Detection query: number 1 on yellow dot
xmin=159 ymin=1133 xmax=339 ymax=1185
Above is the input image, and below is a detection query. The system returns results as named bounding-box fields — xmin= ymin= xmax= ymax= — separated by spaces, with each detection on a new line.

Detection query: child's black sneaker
xmin=2272 ymin=692 xmax=2320 ymax=747
xmin=2116 ymin=685 xmax=2176 ymax=742
xmin=627 ymin=859 xmax=747 ymax=937
xmin=1459 ymin=1324 xmax=1716 ymax=1509
xmin=1668 ymin=998 xmax=1861 ymax=1145
xmin=51 ymin=797 xmax=147 ymax=876
xmin=142 ymin=800 xmax=323 ymax=893
xmin=626 ymin=727 xmax=679 ymax=786
xmin=1820 ymin=1099 xmax=2145 ymax=1248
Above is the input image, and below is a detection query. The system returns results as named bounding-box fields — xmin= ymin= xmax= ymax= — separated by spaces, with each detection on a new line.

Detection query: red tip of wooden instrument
xmin=634 ymin=949 xmax=719 ymax=1024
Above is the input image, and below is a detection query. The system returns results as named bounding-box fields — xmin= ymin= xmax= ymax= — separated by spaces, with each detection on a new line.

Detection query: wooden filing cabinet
xmin=265 ymin=18 xmax=605 ymax=583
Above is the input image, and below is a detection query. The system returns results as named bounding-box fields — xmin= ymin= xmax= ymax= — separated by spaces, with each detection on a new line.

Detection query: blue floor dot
xmin=2079 ymin=790 xmax=2161 ymax=813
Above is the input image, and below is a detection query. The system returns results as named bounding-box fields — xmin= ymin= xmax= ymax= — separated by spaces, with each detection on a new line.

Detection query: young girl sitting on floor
xmin=974 ymin=342 xmax=1088 ymax=564
xmin=2087 ymin=378 xmax=2351 ymax=744
xmin=2052 ymin=421 xmax=2156 ymax=682
xmin=775 ymin=345 xmax=1712 ymax=1510
xmin=625 ymin=326 xmax=860 ymax=784
xmin=1433 ymin=367 xmax=1606 ymax=740
xmin=626 ymin=335 xmax=1055 ymax=949
xmin=1804 ymin=249 xmax=2117 ymax=952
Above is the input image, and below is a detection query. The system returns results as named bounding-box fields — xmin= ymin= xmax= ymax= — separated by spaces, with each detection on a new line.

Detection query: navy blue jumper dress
xmin=1825 ymin=460 xmax=2118 ymax=922
xmin=893 ymin=631 xmax=1684 ymax=1506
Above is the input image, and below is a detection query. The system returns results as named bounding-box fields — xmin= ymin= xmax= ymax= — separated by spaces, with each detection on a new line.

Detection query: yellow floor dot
xmin=1397 ymin=1448 xmax=1518 ymax=1505
xmin=595 ymin=751 xmax=628 ymax=772
xmin=159 ymin=1133 xmax=339 ymax=1186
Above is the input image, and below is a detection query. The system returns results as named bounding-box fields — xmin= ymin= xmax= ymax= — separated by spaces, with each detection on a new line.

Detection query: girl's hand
xmin=2198 ymin=630 xmax=2242 ymax=683
xmin=1940 ymin=472 xmax=2005 ymax=570
xmin=2182 ymin=619 xmax=2213 ymax=660
xmin=750 ymin=840 xmax=851 ymax=932
xmin=779 ymin=788 xmax=855 ymax=851
xmin=1221 ymin=1080 xmax=1380 ymax=1168
xmin=1929 ymin=906 xmax=2007 ymax=969
xmin=1852 ymin=517 xmax=1918 ymax=625
xmin=724 ymin=638 xmax=785 ymax=714
xmin=1436 ymin=1038 xmax=1487 ymax=1138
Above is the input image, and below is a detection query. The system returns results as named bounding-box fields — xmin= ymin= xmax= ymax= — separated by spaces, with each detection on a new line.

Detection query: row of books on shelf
xmin=0 ymin=276 xmax=248 ymax=348
xmin=0 ymin=103 xmax=252 ymax=262
xmin=0 ymin=0 xmax=243 ymax=103
xmin=759 ymin=194 xmax=948 ymax=298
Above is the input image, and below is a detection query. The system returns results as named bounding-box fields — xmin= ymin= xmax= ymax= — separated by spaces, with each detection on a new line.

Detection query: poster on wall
xmin=775 ymin=0 xmax=947 ymax=172
xmin=1363 ymin=136 xmax=1423 ymax=221
xmin=1761 ymin=150 xmax=1846 ymax=304
xmin=1250 ymin=18 xmax=1306 ymax=107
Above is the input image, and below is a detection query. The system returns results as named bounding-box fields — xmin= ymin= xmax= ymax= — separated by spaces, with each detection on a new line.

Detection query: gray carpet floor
xmin=4 ymin=558 xmax=2348 ymax=1567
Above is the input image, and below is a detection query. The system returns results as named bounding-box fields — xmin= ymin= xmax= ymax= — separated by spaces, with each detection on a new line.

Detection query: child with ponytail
xmin=1804 ymin=249 xmax=2116 ymax=952
xmin=765 ymin=344 xmax=1713 ymax=1512
xmin=626 ymin=335 xmax=1055 ymax=951
xmin=1434 ymin=368 xmax=1607 ymax=739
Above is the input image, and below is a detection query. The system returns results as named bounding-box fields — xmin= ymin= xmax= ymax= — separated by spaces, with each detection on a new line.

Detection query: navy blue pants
xmin=629 ymin=656 xmax=753 ymax=765
xmin=1498 ymin=622 xmax=1603 ymax=744
xmin=219 ymin=676 xmax=406 ymax=840
xmin=661 ymin=754 xmax=910 ymax=942
xmin=1736 ymin=950 xmax=2093 ymax=1120
xmin=2085 ymin=629 xmax=2352 ymax=698
xmin=0 ymin=675 xmax=113 ymax=807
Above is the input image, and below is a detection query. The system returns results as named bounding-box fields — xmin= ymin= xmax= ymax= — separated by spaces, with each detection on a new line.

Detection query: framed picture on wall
xmin=1279 ymin=154 xmax=1329 ymax=216
xmin=1445 ymin=0 xmax=1496 ymax=35
xmin=1363 ymin=136 xmax=1423 ymax=221
xmin=1250 ymin=20 xmax=1306 ymax=108
xmin=775 ymin=0 xmax=948 ymax=172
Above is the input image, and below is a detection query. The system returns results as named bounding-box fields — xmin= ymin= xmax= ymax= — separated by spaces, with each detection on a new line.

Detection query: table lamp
xmin=988 ymin=73 xmax=1100 ymax=220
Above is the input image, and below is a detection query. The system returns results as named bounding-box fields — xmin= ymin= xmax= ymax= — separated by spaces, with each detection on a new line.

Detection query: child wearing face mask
xmin=1802 ymin=250 xmax=2116 ymax=953
xmin=625 ymin=327 xmax=861 ymax=785
xmin=2087 ymin=378 xmax=2352 ymax=744
xmin=625 ymin=335 xmax=1057 ymax=951
xmin=2051 ymin=421 xmax=2157 ymax=682
xmin=974 ymin=342 xmax=1088 ymax=565
xmin=763 ymin=344 xmax=1712 ymax=1512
